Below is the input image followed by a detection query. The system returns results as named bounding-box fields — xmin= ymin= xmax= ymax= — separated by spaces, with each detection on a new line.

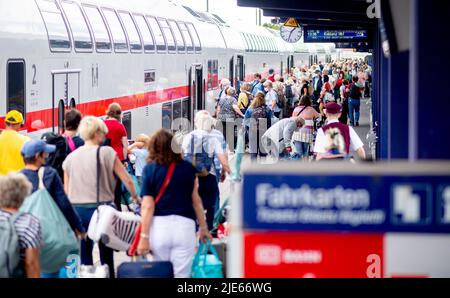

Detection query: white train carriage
xmin=0 ymin=0 xmax=330 ymax=140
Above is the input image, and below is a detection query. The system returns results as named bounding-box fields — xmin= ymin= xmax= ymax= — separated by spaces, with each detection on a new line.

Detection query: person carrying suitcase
xmin=136 ymin=129 xmax=212 ymax=278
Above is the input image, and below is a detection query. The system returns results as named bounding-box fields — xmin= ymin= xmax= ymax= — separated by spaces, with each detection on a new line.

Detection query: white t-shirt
xmin=313 ymin=120 xmax=364 ymax=154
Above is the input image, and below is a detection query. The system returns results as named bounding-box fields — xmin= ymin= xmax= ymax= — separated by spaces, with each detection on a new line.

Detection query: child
xmin=128 ymin=134 xmax=150 ymax=187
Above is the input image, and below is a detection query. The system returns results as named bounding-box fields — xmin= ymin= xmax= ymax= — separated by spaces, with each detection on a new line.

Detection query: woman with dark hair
xmin=292 ymin=96 xmax=321 ymax=160
xmin=137 ymin=129 xmax=212 ymax=278
xmin=63 ymin=109 xmax=84 ymax=153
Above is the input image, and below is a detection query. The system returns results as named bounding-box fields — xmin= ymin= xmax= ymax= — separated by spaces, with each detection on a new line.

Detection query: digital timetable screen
xmin=304 ymin=28 xmax=369 ymax=43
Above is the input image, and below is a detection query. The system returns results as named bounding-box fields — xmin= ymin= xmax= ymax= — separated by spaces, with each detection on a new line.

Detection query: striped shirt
xmin=0 ymin=210 xmax=42 ymax=262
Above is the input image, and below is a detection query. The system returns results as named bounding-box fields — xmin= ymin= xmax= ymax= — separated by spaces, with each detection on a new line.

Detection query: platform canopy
xmin=237 ymin=0 xmax=378 ymax=29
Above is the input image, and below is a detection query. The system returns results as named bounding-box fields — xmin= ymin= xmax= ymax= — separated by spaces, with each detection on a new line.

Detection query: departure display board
xmin=304 ymin=28 xmax=369 ymax=43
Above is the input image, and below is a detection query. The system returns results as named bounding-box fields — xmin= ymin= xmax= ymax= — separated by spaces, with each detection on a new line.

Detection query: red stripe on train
xmin=0 ymin=86 xmax=189 ymax=132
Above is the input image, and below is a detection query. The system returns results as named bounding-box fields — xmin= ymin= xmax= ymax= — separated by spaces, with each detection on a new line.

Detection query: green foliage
xmin=262 ymin=23 xmax=280 ymax=30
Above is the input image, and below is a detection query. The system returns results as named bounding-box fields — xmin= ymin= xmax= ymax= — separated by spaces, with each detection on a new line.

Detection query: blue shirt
xmin=21 ymin=167 xmax=85 ymax=233
xmin=132 ymin=148 xmax=148 ymax=177
xmin=141 ymin=160 xmax=197 ymax=221
xmin=251 ymin=81 xmax=264 ymax=97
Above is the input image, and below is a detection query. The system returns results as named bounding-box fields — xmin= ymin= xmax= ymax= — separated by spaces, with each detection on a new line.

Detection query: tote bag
xmin=20 ymin=167 xmax=79 ymax=273
xmin=192 ymin=240 xmax=224 ymax=278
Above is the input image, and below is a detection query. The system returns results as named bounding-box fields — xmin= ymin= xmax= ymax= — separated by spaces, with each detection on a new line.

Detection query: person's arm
xmin=24 ymin=248 xmax=40 ymax=278
xmin=121 ymin=136 xmax=128 ymax=162
xmin=128 ymin=141 xmax=145 ymax=153
xmin=192 ymin=177 xmax=212 ymax=242
xmin=113 ymin=157 xmax=139 ymax=203
xmin=63 ymin=172 xmax=69 ymax=195
xmin=283 ymin=121 xmax=297 ymax=148
xmin=136 ymin=195 xmax=155 ymax=256
xmin=50 ymin=171 xmax=86 ymax=234
xmin=232 ymin=104 xmax=244 ymax=118
xmin=356 ymin=147 xmax=366 ymax=160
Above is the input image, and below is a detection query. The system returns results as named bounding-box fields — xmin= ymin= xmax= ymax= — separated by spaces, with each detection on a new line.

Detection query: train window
xmin=207 ymin=60 xmax=218 ymax=90
xmin=162 ymin=102 xmax=172 ymax=130
xmin=133 ymin=14 xmax=155 ymax=52
xmin=82 ymin=5 xmax=111 ymax=52
xmin=102 ymin=8 xmax=128 ymax=52
xmin=258 ymin=36 xmax=265 ymax=52
xmin=35 ymin=0 xmax=71 ymax=52
xmin=182 ymin=98 xmax=191 ymax=124
xmin=157 ymin=18 xmax=176 ymax=53
xmin=186 ymin=23 xmax=201 ymax=53
xmin=61 ymin=1 xmax=92 ymax=51
xmin=265 ymin=37 xmax=271 ymax=52
xmin=118 ymin=11 xmax=142 ymax=52
xmin=242 ymin=33 xmax=250 ymax=52
xmin=146 ymin=16 xmax=166 ymax=52
xmin=172 ymin=100 xmax=182 ymax=130
xmin=168 ymin=20 xmax=185 ymax=53
xmin=7 ymin=60 xmax=26 ymax=119
xmin=178 ymin=22 xmax=194 ymax=53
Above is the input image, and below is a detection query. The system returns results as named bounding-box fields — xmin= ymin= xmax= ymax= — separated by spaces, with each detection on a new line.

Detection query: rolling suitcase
xmin=117 ymin=257 xmax=174 ymax=278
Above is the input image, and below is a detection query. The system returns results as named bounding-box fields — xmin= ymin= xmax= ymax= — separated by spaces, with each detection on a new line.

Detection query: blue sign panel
xmin=242 ymin=173 xmax=450 ymax=233
xmin=304 ymin=29 xmax=369 ymax=43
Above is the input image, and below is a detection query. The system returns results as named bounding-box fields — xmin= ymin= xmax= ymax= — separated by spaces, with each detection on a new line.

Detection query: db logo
xmin=254 ymin=245 xmax=281 ymax=266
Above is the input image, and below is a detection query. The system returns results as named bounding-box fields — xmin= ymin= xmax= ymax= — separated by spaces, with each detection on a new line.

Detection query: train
xmin=0 ymin=0 xmax=337 ymax=139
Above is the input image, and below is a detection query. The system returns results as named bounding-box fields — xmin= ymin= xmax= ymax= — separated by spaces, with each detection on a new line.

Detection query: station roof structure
xmin=237 ymin=0 xmax=378 ymax=29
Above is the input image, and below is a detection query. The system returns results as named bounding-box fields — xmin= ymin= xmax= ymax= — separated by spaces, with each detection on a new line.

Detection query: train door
xmin=51 ymin=69 xmax=80 ymax=134
xmin=229 ymin=56 xmax=234 ymax=86
xmin=189 ymin=64 xmax=204 ymax=117
xmin=235 ymin=54 xmax=244 ymax=91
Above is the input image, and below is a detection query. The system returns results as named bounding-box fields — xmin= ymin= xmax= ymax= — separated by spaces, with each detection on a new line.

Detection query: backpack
xmin=41 ymin=132 xmax=69 ymax=180
xmin=276 ymin=90 xmax=286 ymax=109
xmin=184 ymin=135 xmax=213 ymax=177
xmin=0 ymin=213 xmax=21 ymax=278
xmin=19 ymin=167 xmax=79 ymax=273
xmin=349 ymin=83 xmax=362 ymax=99
xmin=285 ymin=84 xmax=294 ymax=99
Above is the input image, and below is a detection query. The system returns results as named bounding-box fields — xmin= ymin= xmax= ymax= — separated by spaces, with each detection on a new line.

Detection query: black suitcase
xmin=117 ymin=260 xmax=174 ymax=278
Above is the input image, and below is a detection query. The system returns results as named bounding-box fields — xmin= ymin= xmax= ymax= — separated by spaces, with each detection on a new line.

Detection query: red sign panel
xmin=244 ymin=232 xmax=384 ymax=278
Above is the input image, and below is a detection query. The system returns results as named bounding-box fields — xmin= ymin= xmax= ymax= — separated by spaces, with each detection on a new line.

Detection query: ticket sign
xmin=241 ymin=163 xmax=450 ymax=233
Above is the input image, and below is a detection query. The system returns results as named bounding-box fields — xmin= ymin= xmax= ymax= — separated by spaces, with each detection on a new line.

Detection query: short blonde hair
xmin=136 ymin=134 xmax=150 ymax=146
xmin=0 ymin=173 xmax=32 ymax=209
xmin=79 ymin=116 xmax=109 ymax=141
xmin=194 ymin=110 xmax=216 ymax=132
xmin=226 ymin=87 xmax=236 ymax=97
xmin=240 ymin=82 xmax=251 ymax=92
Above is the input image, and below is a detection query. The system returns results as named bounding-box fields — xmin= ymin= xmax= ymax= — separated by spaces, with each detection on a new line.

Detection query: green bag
xmin=192 ymin=240 xmax=224 ymax=278
xmin=121 ymin=175 xmax=141 ymax=205
xmin=19 ymin=168 xmax=79 ymax=273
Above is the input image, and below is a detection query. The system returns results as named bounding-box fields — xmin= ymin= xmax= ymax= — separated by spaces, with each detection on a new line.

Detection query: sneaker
xmin=350 ymin=122 xmax=355 ymax=127
xmin=356 ymin=122 xmax=360 ymax=127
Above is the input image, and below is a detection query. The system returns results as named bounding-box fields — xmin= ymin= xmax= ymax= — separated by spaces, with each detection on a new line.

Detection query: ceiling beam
xmin=237 ymin=0 xmax=369 ymax=14
xmin=263 ymin=9 xmax=377 ymax=24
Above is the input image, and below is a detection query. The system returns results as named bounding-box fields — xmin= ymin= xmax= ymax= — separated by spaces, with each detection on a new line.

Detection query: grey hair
xmin=325 ymin=128 xmax=345 ymax=153
xmin=0 ymin=173 xmax=32 ymax=209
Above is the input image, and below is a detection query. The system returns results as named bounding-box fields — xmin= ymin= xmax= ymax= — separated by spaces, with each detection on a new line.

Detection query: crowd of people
xmin=216 ymin=58 xmax=371 ymax=161
xmin=0 ymin=58 xmax=371 ymax=279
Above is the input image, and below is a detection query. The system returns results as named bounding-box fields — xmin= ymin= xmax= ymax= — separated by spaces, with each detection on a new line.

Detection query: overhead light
xmin=317 ymin=18 xmax=332 ymax=21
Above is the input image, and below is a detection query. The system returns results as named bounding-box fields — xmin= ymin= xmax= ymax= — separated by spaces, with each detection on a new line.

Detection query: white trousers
xmin=149 ymin=215 xmax=196 ymax=278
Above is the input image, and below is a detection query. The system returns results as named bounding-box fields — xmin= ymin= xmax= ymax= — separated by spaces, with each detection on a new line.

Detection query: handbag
xmin=87 ymin=147 xmax=140 ymax=251
xmin=127 ymin=162 xmax=177 ymax=257
xmin=192 ymin=240 xmax=224 ymax=278
xmin=19 ymin=167 xmax=79 ymax=273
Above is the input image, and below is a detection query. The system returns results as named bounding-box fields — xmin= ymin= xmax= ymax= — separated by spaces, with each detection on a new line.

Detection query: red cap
xmin=325 ymin=102 xmax=342 ymax=114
